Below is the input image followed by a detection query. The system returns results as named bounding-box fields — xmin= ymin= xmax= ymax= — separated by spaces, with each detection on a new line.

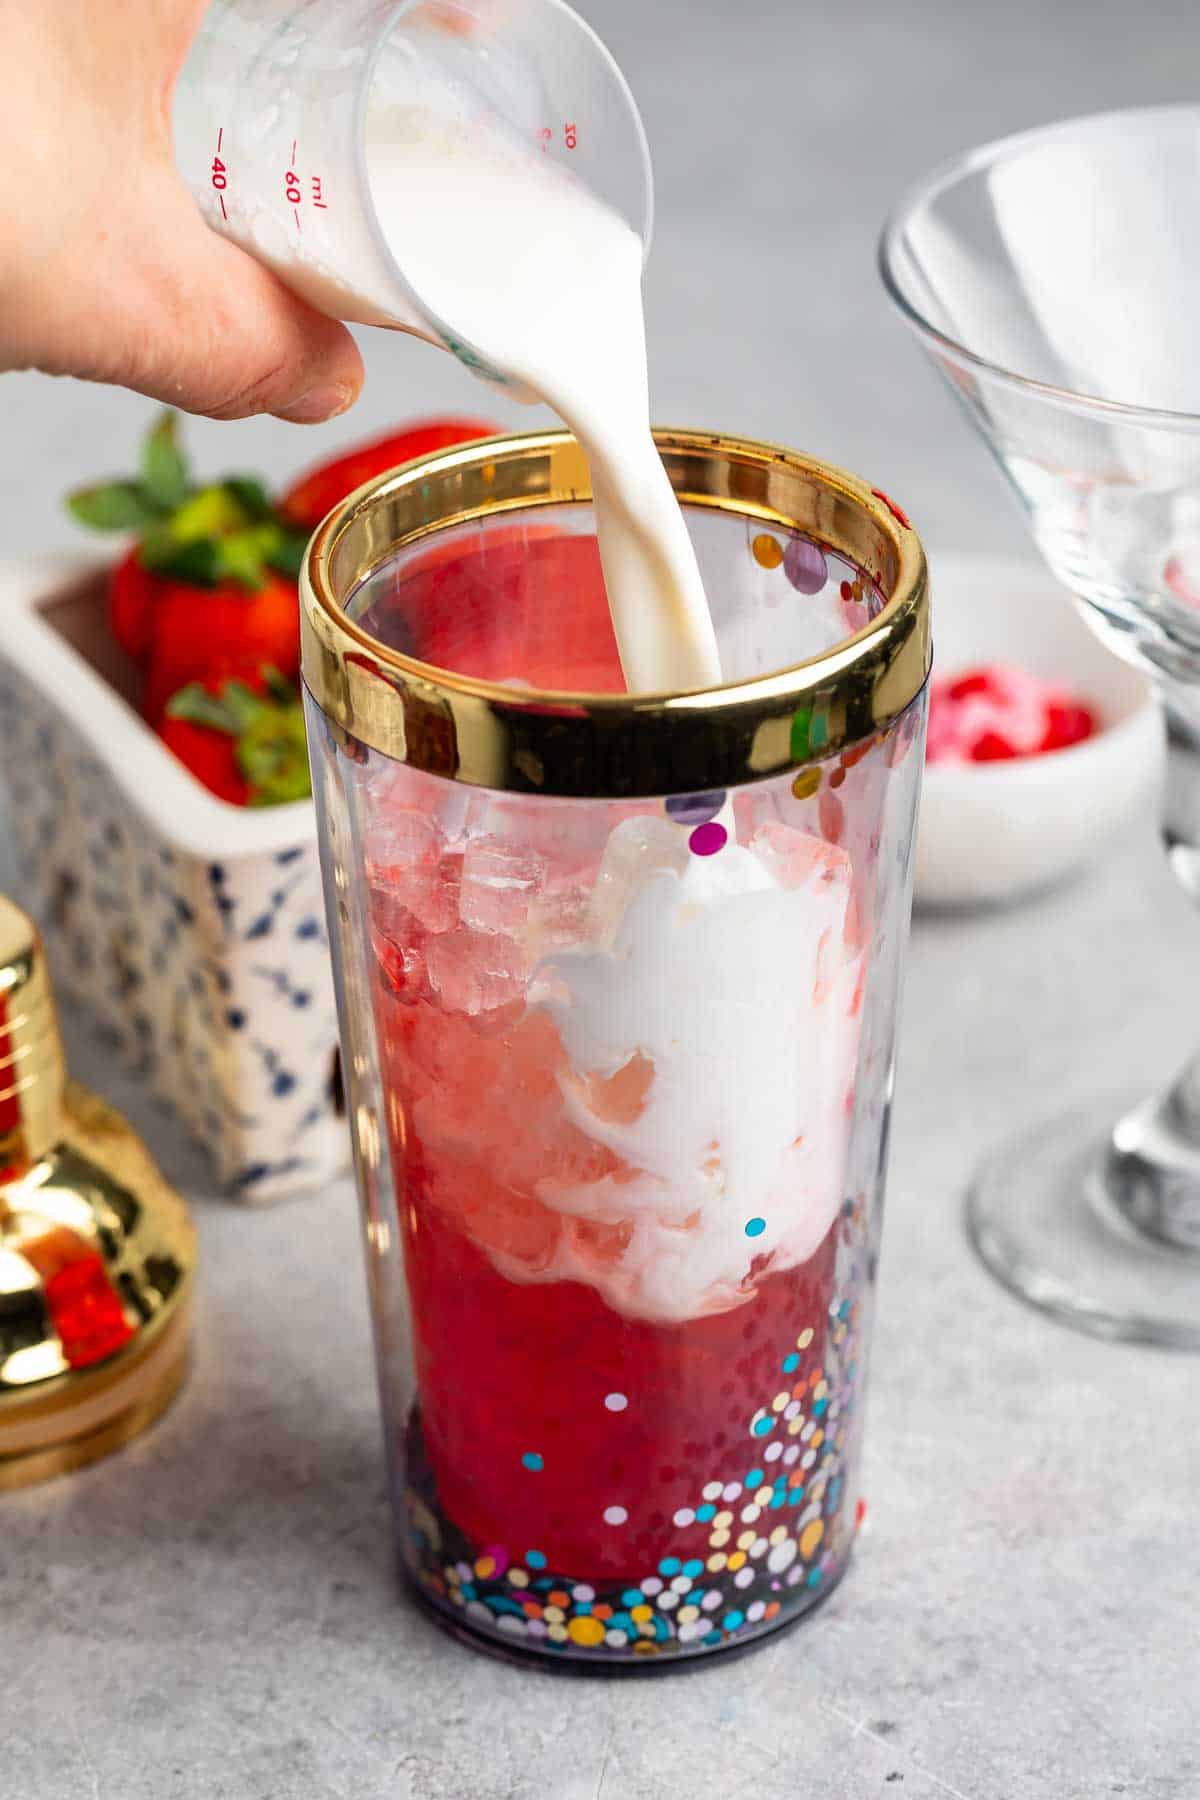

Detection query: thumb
xmin=39 ymin=173 xmax=366 ymax=424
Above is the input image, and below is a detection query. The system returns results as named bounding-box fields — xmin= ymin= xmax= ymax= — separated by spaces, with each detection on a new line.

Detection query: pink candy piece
xmin=926 ymin=663 xmax=1097 ymax=767
xmin=688 ymin=822 xmax=728 ymax=857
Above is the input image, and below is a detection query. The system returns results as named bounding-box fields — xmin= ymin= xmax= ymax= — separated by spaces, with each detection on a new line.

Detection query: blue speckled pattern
xmin=0 ymin=669 xmax=348 ymax=1202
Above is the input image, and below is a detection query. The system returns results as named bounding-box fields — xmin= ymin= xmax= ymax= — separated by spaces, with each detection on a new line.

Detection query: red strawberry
xmin=157 ymin=713 xmax=250 ymax=805
xmin=158 ymin=670 xmax=311 ymax=808
xmin=109 ymin=546 xmax=156 ymax=662
xmin=280 ymin=417 xmax=500 ymax=531
xmin=143 ymin=573 xmax=300 ymax=724
xmin=68 ymin=410 xmax=309 ymax=721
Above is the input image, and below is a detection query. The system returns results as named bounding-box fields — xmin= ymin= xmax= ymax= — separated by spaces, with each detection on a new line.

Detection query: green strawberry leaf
xmin=140 ymin=411 xmax=191 ymax=512
xmin=67 ymin=482 xmax=166 ymax=532
xmin=224 ymin=477 xmax=277 ymax=522
xmin=140 ymin=535 xmax=225 ymax=587
xmin=67 ymin=415 xmax=296 ymax=597
xmin=213 ymin=529 xmax=271 ymax=592
xmin=166 ymin=683 xmax=241 ymax=733
xmin=265 ymin=528 xmax=310 ymax=580
xmin=238 ymin=705 xmax=311 ymax=806
xmin=172 ymin=483 xmax=254 ymax=543
xmin=220 ymin=679 xmax=272 ymax=734
xmin=168 ymin=670 xmax=310 ymax=804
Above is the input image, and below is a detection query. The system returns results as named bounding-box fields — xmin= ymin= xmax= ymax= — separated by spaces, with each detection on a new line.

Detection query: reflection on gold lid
xmin=0 ymin=897 xmax=65 ymax=1176
xmin=0 ymin=900 xmax=195 ymax=1489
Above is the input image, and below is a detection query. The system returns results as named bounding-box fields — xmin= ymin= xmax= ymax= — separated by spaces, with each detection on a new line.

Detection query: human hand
xmin=0 ymin=0 xmax=364 ymax=422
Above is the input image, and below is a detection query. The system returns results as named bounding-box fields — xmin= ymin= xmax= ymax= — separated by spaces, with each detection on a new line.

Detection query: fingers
xmin=161 ymin=227 xmax=367 ymax=423
xmin=25 ymin=172 xmax=365 ymax=424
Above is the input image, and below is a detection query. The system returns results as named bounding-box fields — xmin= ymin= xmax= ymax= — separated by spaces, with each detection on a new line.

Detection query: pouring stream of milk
xmin=365 ymin=101 xmax=722 ymax=694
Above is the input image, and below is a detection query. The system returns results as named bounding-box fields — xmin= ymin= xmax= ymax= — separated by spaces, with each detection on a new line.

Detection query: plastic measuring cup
xmin=173 ymin=0 xmax=654 ymax=388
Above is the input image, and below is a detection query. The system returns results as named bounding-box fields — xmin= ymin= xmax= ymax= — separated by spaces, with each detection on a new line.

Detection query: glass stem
xmin=1102 ymin=694 xmax=1200 ymax=1253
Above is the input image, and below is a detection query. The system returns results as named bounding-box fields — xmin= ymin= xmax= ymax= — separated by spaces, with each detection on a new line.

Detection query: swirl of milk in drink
xmin=481 ymin=818 xmax=865 ymax=1325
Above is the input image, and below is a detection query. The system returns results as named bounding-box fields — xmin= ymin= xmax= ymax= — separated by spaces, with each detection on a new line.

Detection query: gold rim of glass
xmin=301 ymin=428 xmax=930 ymax=799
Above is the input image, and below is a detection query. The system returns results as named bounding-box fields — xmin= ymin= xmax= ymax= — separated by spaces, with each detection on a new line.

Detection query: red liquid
xmin=403 ymin=1195 xmax=838 ymax=1579
xmin=376 ymin=988 xmax=839 ymax=1581
xmin=357 ymin=529 xmax=626 ymax=694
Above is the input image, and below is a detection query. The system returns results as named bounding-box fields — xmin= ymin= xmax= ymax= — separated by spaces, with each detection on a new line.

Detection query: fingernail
xmin=273 ymin=382 xmax=355 ymax=424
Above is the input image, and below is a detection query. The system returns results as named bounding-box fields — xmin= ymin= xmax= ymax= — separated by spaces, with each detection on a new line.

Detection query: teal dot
xmin=745 ymin=1468 xmax=764 ymax=1488
xmin=526 ymin=1549 xmax=547 ymax=1569
xmin=696 ymin=1503 xmax=716 ymax=1522
xmin=771 ymin=1490 xmax=787 ymax=1509
xmin=703 ymin=1630 xmax=722 ymax=1647
xmin=782 ymin=1353 xmax=800 ymax=1374
xmin=745 ymin=1217 xmax=766 ymax=1238
xmin=813 ymin=1398 xmax=828 ymax=1416
xmin=622 ymin=1588 xmax=643 ymax=1607
xmin=659 ymin=1556 xmax=682 ymax=1577
xmin=521 ymin=1452 xmax=544 ymax=1472
xmin=752 ymin=1417 xmax=774 ymax=1438
xmin=723 ymin=1610 xmax=746 ymax=1632
xmin=682 ymin=1559 xmax=704 ymax=1579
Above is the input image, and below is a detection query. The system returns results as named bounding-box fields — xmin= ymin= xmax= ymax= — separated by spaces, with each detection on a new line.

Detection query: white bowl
xmin=916 ymin=552 xmax=1163 ymax=909
xmin=0 ymin=554 xmax=347 ymax=1201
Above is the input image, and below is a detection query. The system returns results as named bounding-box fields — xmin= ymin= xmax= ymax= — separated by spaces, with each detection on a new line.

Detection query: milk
xmin=363 ymin=100 xmax=723 ymax=694
xmin=524 ymin=820 xmax=862 ymax=1324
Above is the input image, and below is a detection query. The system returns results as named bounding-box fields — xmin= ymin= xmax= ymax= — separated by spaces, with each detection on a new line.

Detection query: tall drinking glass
xmin=302 ymin=430 xmax=929 ymax=1667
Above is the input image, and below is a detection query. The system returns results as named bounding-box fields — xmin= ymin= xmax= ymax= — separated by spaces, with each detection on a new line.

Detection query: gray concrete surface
xmin=5 ymin=811 xmax=1198 ymax=1800
xmin=3 ymin=0 xmax=1200 ymax=1794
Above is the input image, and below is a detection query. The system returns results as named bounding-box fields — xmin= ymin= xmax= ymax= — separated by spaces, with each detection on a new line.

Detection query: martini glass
xmin=880 ymin=104 xmax=1200 ymax=1349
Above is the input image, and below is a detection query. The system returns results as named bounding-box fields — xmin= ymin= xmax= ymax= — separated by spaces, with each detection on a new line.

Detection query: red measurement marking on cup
xmin=211 ymin=129 xmax=229 ymax=218
xmin=311 ymin=174 xmax=328 ymax=210
xmin=537 ymin=124 xmax=579 ymax=152
xmin=285 ymin=160 xmax=303 ymax=231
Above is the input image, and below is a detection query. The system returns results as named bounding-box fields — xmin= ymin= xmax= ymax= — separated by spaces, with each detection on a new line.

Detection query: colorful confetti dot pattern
xmin=405 ymin=1198 xmax=870 ymax=1667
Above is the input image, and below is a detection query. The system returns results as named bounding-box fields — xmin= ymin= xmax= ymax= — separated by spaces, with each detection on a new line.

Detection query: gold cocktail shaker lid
xmin=0 ymin=895 xmax=67 ymax=1172
xmin=0 ymin=899 xmax=196 ymax=1489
